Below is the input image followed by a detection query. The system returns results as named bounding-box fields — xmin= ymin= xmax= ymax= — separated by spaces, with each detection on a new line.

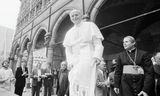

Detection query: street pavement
xmin=10 ymin=84 xmax=57 ymax=96
xmin=0 ymin=87 xmax=18 ymax=96
xmin=23 ymin=87 xmax=57 ymax=96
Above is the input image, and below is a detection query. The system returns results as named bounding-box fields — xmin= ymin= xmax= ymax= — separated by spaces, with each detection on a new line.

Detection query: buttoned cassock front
xmin=114 ymin=49 xmax=155 ymax=96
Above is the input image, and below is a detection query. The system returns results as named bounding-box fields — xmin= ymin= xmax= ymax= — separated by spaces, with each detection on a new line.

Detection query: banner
xmin=33 ymin=47 xmax=47 ymax=69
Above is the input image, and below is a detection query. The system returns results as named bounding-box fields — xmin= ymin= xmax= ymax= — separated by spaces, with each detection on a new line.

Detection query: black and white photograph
xmin=0 ymin=0 xmax=160 ymax=96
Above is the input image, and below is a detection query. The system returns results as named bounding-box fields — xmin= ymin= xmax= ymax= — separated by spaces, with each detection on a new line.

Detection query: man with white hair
xmin=63 ymin=9 xmax=104 ymax=96
xmin=95 ymin=60 xmax=109 ymax=96
xmin=114 ymin=36 xmax=155 ymax=96
xmin=57 ymin=61 xmax=69 ymax=96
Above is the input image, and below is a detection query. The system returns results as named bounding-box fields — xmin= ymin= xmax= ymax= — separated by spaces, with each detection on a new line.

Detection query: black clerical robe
xmin=114 ymin=49 xmax=155 ymax=96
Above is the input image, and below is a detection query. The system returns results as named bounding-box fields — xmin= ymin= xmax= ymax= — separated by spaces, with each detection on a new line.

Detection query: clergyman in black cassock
xmin=114 ymin=36 xmax=155 ymax=96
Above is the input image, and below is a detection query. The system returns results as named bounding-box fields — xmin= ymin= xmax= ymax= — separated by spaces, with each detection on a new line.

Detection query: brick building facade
xmin=10 ymin=0 xmax=160 ymax=74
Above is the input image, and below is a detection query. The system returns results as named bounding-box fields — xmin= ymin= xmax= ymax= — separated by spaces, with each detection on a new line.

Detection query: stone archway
xmin=32 ymin=26 xmax=48 ymax=50
xmin=54 ymin=14 xmax=73 ymax=69
xmin=11 ymin=44 xmax=20 ymax=73
xmin=21 ymin=38 xmax=30 ymax=61
xmin=32 ymin=28 xmax=47 ymax=70
xmin=21 ymin=37 xmax=30 ymax=52
xmin=34 ymin=29 xmax=46 ymax=50
xmin=90 ymin=0 xmax=160 ymax=59
xmin=88 ymin=0 xmax=160 ymax=71
xmin=50 ymin=9 xmax=73 ymax=69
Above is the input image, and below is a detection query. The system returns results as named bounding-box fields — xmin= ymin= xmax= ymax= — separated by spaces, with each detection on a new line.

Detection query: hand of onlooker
xmin=114 ymin=88 xmax=119 ymax=94
xmin=10 ymin=78 xmax=16 ymax=84
xmin=41 ymin=75 xmax=47 ymax=78
xmin=104 ymin=80 xmax=110 ymax=87
xmin=138 ymin=91 xmax=148 ymax=96
xmin=45 ymin=73 xmax=48 ymax=75
xmin=22 ymin=72 xmax=27 ymax=76
xmin=45 ymin=73 xmax=51 ymax=76
xmin=34 ymin=75 xmax=38 ymax=78
xmin=10 ymin=78 xmax=15 ymax=82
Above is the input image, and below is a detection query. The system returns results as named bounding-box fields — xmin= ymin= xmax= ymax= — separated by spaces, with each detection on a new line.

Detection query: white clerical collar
xmin=128 ymin=47 xmax=136 ymax=53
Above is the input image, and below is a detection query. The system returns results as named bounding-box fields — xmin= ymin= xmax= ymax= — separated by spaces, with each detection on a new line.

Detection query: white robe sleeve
xmin=93 ymin=38 xmax=104 ymax=60
xmin=65 ymin=46 xmax=73 ymax=66
xmin=63 ymin=28 xmax=73 ymax=65
xmin=90 ymin=22 xmax=104 ymax=60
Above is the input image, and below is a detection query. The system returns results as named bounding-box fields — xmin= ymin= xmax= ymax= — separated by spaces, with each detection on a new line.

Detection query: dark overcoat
xmin=57 ymin=69 xmax=69 ymax=96
xmin=14 ymin=67 xmax=28 ymax=96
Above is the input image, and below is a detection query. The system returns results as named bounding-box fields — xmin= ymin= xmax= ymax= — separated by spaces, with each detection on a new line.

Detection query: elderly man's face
xmin=155 ymin=53 xmax=160 ymax=64
xmin=21 ymin=62 xmax=27 ymax=67
xmin=60 ymin=62 xmax=67 ymax=70
xmin=99 ymin=61 xmax=106 ymax=71
xmin=123 ymin=37 xmax=135 ymax=50
xmin=37 ymin=63 xmax=41 ymax=69
xmin=70 ymin=10 xmax=82 ymax=24
xmin=3 ymin=61 xmax=9 ymax=68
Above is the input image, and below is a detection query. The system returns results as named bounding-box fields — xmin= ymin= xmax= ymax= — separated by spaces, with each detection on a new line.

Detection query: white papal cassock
xmin=63 ymin=21 xmax=104 ymax=96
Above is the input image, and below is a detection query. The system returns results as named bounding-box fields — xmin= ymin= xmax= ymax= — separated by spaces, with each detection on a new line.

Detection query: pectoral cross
xmin=133 ymin=65 xmax=139 ymax=70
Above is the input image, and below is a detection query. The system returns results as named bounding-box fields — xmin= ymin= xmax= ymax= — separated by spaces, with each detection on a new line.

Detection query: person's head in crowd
xmin=2 ymin=60 xmax=9 ymax=69
xmin=111 ymin=59 xmax=117 ymax=71
xmin=60 ymin=61 xmax=67 ymax=70
xmin=37 ymin=62 xmax=42 ymax=69
xmin=154 ymin=52 xmax=160 ymax=64
xmin=123 ymin=36 xmax=136 ymax=51
xmin=21 ymin=60 xmax=27 ymax=68
xmin=69 ymin=9 xmax=82 ymax=25
xmin=46 ymin=62 xmax=51 ymax=69
xmin=98 ymin=60 xmax=106 ymax=72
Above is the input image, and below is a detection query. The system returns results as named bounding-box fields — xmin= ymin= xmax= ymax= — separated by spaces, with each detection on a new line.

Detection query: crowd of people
xmin=0 ymin=9 xmax=160 ymax=96
xmin=62 ymin=9 xmax=160 ymax=96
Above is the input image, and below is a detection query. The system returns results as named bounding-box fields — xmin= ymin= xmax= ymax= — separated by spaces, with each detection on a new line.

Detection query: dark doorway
xmin=35 ymin=30 xmax=46 ymax=49
xmin=23 ymin=38 xmax=29 ymax=51
xmin=95 ymin=0 xmax=160 ymax=61
xmin=54 ymin=15 xmax=73 ymax=69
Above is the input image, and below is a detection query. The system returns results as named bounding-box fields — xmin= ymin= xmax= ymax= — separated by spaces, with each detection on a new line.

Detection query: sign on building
xmin=33 ymin=47 xmax=47 ymax=69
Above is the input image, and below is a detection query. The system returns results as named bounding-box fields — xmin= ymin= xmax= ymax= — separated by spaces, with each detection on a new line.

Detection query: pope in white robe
xmin=63 ymin=9 xmax=104 ymax=96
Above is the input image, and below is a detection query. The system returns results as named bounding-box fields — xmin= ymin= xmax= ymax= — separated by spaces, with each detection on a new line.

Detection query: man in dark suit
xmin=95 ymin=60 xmax=109 ymax=96
xmin=57 ymin=61 xmax=69 ymax=96
xmin=31 ymin=63 xmax=42 ymax=96
xmin=14 ymin=60 xmax=28 ymax=96
xmin=41 ymin=63 xmax=54 ymax=96
xmin=114 ymin=36 xmax=155 ymax=96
